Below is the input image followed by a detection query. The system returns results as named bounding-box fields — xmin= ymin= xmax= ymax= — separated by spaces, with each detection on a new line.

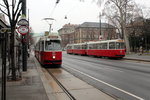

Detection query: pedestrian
xmin=139 ymin=46 xmax=143 ymax=55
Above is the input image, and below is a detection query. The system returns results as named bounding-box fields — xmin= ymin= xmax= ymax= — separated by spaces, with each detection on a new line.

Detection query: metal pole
xmin=22 ymin=0 xmax=27 ymax=71
xmin=99 ymin=12 xmax=101 ymax=36
xmin=22 ymin=0 xmax=26 ymax=15
xmin=99 ymin=12 xmax=102 ymax=40
xmin=1 ymin=31 xmax=7 ymax=100
xmin=49 ymin=24 xmax=52 ymax=34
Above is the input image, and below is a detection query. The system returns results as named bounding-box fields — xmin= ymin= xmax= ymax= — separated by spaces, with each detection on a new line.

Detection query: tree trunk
xmin=123 ymin=26 xmax=130 ymax=53
xmin=10 ymin=27 xmax=17 ymax=80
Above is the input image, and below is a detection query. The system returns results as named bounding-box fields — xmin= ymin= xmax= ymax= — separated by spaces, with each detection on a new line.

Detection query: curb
xmin=124 ymin=58 xmax=150 ymax=62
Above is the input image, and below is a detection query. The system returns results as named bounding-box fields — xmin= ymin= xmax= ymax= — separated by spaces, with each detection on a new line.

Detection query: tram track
xmin=46 ymin=68 xmax=76 ymax=100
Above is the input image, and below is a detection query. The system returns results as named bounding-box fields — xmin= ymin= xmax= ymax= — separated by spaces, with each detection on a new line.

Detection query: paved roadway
xmin=62 ymin=52 xmax=150 ymax=100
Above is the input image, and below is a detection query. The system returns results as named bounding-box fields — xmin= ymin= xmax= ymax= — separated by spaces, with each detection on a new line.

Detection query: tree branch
xmin=3 ymin=0 xmax=12 ymax=24
xmin=14 ymin=8 xmax=22 ymax=24
xmin=14 ymin=0 xmax=22 ymax=18
xmin=0 ymin=8 xmax=8 ymax=16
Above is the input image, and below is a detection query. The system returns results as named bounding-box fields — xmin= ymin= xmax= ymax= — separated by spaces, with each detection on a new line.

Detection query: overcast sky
xmin=27 ymin=0 xmax=150 ymax=34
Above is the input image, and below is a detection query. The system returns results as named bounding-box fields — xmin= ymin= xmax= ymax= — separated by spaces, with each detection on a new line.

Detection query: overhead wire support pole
xmin=1 ymin=31 xmax=7 ymax=100
xmin=99 ymin=0 xmax=102 ymax=40
xmin=99 ymin=12 xmax=101 ymax=36
xmin=22 ymin=0 xmax=26 ymax=15
xmin=21 ymin=0 xmax=27 ymax=71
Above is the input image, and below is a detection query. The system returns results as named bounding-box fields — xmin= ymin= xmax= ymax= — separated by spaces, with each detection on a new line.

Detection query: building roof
xmin=77 ymin=22 xmax=115 ymax=29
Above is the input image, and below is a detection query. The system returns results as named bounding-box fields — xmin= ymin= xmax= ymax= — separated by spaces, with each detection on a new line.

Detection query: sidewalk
xmin=125 ymin=53 xmax=150 ymax=62
xmin=6 ymin=56 xmax=49 ymax=100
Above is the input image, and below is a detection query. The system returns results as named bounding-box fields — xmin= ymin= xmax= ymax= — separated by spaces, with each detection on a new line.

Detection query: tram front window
xmin=45 ymin=40 xmax=61 ymax=51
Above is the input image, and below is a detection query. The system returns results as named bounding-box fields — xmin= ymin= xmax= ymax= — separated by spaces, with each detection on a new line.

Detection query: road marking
xmin=64 ymin=65 xmax=145 ymax=100
xmin=104 ymin=67 xmax=123 ymax=72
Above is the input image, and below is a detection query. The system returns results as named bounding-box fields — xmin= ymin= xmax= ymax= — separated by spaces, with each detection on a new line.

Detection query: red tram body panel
xmin=35 ymin=34 xmax=62 ymax=67
xmin=36 ymin=51 xmax=62 ymax=65
xmin=73 ymin=49 xmax=86 ymax=55
xmin=66 ymin=39 xmax=125 ymax=58
xmin=86 ymin=49 xmax=125 ymax=58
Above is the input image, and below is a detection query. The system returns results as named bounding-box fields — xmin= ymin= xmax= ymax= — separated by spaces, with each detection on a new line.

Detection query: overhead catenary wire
xmin=49 ymin=0 xmax=61 ymax=17
xmin=46 ymin=0 xmax=61 ymax=32
xmin=48 ymin=0 xmax=81 ymax=32
xmin=56 ymin=0 xmax=60 ymax=4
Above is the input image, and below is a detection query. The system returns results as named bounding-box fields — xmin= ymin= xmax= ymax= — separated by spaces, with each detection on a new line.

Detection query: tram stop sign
xmin=17 ymin=25 xmax=29 ymax=35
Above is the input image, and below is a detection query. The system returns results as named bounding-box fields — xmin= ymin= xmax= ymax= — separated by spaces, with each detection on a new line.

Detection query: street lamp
xmin=43 ymin=18 xmax=55 ymax=34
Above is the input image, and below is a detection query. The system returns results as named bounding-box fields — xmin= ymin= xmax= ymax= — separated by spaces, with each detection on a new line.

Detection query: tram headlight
xmin=53 ymin=56 xmax=56 ymax=59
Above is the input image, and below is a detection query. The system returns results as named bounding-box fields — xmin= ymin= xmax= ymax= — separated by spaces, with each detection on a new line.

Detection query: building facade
xmin=74 ymin=22 xmax=117 ymax=43
xmin=58 ymin=22 xmax=117 ymax=48
xmin=58 ymin=23 xmax=78 ymax=48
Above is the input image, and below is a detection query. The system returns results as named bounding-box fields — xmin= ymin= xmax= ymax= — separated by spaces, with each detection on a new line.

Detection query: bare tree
xmin=0 ymin=0 xmax=22 ymax=80
xmin=101 ymin=0 xmax=142 ymax=53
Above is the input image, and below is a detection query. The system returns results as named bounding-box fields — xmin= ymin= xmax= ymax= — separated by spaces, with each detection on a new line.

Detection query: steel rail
xmin=46 ymin=69 xmax=76 ymax=100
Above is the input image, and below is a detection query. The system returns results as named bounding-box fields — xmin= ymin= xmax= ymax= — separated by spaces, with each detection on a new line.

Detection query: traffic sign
xmin=17 ymin=25 xmax=29 ymax=35
xmin=17 ymin=19 xmax=29 ymax=26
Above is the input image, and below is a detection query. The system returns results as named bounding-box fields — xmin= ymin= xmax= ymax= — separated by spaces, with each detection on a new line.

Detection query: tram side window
xmin=102 ymin=43 xmax=107 ymax=49
xmin=93 ymin=44 xmax=97 ymax=49
xmin=89 ymin=44 xmax=93 ymax=49
xmin=74 ymin=45 xmax=79 ymax=49
xmin=67 ymin=46 xmax=72 ymax=49
xmin=97 ymin=43 xmax=102 ymax=49
xmin=120 ymin=43 xmax=125 ymax=49
xmin=37 ymin=43 xmax=40 ymax=51
xmin=35 ymin=44 xmax=37 ymax=51
xmin=40 ymin=41 xmax=44 ymax=51
xmin=109 ymin=42 xmax=115 ymax=49
xmin=82 ymin=44 xmax=86 ymax=49
xmin=77 ymin=45 xmax=81 ymax=49
xmin=74 ymin=45 xmax=76 ymax=49
xmin=77 ymin=45 xmax=80 ymax=49
xmin=116 ymin=42 xmax=120 ymax=49
xmin=116 ymin=42 xmax=125 ymax=49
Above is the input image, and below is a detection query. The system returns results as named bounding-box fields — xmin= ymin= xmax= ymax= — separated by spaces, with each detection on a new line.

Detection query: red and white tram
xmin=66 ymin=39 xmax=125 ymax=58
xmin=35 ymin=35 xmax=62 ymax=66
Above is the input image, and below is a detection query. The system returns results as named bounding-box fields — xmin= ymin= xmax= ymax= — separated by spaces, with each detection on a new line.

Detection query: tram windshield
xmin=45 ymin=40 xmax=62 ymax=51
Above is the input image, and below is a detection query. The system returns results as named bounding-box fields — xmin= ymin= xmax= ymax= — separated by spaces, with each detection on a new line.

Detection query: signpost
xmin=17 ymin=19 xmax=29 ymax=26
xmin=17 ymin=17 xmax=29 ymax=71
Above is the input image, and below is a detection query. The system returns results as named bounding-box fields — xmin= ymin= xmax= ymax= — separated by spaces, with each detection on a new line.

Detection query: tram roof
xmin=39 ymin=34 xmax=61 ymax=41
xmin=87 ymin=39 xmax=124 ymax=44
xmin=67 ymin=42 xmax=87 ymax=46
xmin=66 ymin=39 xmax=124 ymax=46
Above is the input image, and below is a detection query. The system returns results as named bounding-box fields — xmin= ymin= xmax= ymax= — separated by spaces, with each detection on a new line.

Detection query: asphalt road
xmin=62 ymin=52 xmax=150 ymax=100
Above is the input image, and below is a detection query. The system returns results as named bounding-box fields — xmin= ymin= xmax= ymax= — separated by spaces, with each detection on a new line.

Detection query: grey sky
xmin=27 ymin=0 xmax=150 ymax=34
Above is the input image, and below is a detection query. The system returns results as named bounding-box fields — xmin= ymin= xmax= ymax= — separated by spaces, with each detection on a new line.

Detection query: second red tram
xmin=35 ymin=35 xmax=62 ymax=66
xmin=66 ymin=39 xmax=125 ymax=58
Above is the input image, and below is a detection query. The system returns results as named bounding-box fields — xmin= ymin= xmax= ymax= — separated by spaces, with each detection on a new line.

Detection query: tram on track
xmin=35 ymin=34 xmax=62 ymax=67
xmin=66 ymin=39 xmax=125 ymax=58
